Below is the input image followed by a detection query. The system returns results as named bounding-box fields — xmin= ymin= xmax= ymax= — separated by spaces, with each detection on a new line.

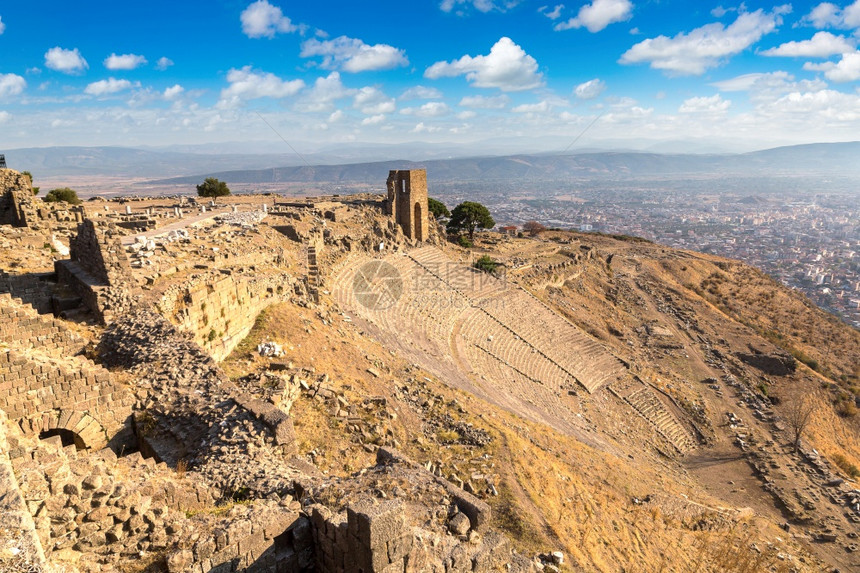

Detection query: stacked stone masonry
xmin=0 ymin=294 xmax=134 ymax=450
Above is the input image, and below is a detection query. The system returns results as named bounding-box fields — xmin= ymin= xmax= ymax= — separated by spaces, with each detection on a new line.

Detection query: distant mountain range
xmin=4 ymin=142 xmax=860 ymax=183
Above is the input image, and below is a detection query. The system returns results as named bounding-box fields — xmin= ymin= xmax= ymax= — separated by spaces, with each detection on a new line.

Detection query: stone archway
xmin=414 ymin=202 xmax=424 ymax=242
xmin=27 ymin=410 xmax=108 ymax=450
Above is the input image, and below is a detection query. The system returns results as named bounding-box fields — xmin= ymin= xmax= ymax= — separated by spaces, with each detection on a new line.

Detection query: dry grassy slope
xmin=227 ymin=296 xmax=818 ymax=572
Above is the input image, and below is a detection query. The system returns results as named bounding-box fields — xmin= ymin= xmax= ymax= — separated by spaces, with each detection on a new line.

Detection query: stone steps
xmin=620 ymin=385 xmax=696 ymax=453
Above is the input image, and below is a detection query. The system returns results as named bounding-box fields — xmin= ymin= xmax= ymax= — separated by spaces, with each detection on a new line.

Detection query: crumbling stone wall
xmin=0 ymin=294 xmax=134 ymax=450
xmin=0 ymin=169 xmax=35 ymax=227
xmin=158 ymin=272 xmax=289 ymax=362
xmin=55 ymin=218 xmax=135 ymax=323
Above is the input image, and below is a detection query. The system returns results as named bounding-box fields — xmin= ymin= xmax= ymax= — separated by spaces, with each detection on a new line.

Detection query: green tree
xmin=196 ymin=177 xmax=231 ymax=198
xmin=428 ymin=197 xmax=450 ymax=219
xmin=473 ymin=254 xmax=500 ymax=275
xmin=22 ymin=171 xmax=40 ymax=195
xmin=447 ymin=201 xmax=495 ymax=240
xmin=43 ymin=187 xmax=81 ymax=204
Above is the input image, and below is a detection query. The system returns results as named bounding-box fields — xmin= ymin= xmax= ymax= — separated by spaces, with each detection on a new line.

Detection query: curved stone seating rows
xmin=622 ymin=385 xmax=696 ymax=453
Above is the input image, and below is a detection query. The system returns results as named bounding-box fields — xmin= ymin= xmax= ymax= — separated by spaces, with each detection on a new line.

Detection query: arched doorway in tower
xmin=414 ymin=202 xmax=424 ymax=241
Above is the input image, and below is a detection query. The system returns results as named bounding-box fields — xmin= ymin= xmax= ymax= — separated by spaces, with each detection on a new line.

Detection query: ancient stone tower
xmin=386 ymin=169 xmax=428 ymax=242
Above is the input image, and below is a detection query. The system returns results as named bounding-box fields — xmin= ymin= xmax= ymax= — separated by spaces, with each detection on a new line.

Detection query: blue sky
xmin=1 ymin=0 xmax=860 ymax=152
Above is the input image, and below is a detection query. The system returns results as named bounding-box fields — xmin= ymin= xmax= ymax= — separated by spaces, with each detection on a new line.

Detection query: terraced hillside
xmin=332 ymin=245 xmax=695 ymax=453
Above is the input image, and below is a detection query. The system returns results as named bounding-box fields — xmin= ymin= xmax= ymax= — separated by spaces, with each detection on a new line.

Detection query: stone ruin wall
xmin=158 ymin=271 xmax=291 ymax=362
xmin=55 ymin=218 xmax=136 ymax=323
xmin=0 ymin=168 xmax=84 ymax=231
xmin=0 ymin=294 xmax=134 ymax=450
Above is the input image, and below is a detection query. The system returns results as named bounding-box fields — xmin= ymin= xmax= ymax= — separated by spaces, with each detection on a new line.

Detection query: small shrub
xmin=207 ymin=328 xmax=217 ymax=342
xmin=457 ymin=236 xmax=473 ymax=248
xmin=832 ymin=453 xmax=860 ymax=478
xmin=473 ymin=254 xmax=500 ymax=275
xmin=44 ymin=187 xmax=81 ymax=204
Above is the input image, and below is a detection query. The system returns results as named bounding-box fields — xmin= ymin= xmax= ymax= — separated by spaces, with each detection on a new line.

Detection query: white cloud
xmin=803 ymin=1 xmax=860 ymax=29
xmin=805 ymin=51 xmax=860 ymax=81
xmin=619 ymin=8 xmax=788 ymax=75
xmin=679 ymin=94 xmax=731 ymax=113
xmin=425 ymin=37 xmax=543 ymax=91
xmin=554 ymin=0 xmax=632 ymax=32
xmin=156 ymin=57 xmax=174 ymax=71
xmin=301 ymin=36 xmax=408 ymax=72
xmin=410 ymin=121 xmax=442 ymax=133
xmin=400 ymin=102 xmax=450 ymax=116
xmin=295 ymin=72 xmax=354 ymax=112
xmin=457 ymin=110 xmax=477 ymax=119
xmin=163 ymin=85 xmax=184 ymax=99
xmin=0 ymin=74 xmax=26 ymax=97
xmin=353 ymin=87 xmax=396 ymax=114
xmin=104 ymin=53 xmax=147 ymax=70
xmin=328 ymin=109 xmax=345 ymax=122
xmin=574 ymin=78 xmax=606 ymax=99
xmin=44 ymin=47 xmax=88 ymax=74
xmin=711 ymin=6 xmax=735 ymax=18
xmin=440 ymin=1 xmax=520 ymax=13
xmin=240 ymin=0 xmax=297 ymax=38
xmin=762 ymin=31 xmax=855 ymax=57
xmin=0 ymin=111 xmax=9 ymax=123
xmin=218 ymin=66 xmax=305 ymax=108
xmin=361 ymin=114 xmax=386 ymax=125
xmin=538 ymin=4 xmax=564 ymax=20
xmin=768 ymin=88 xmax=860 ymax=121
xmin=512 ymin=100 xmax=551 ymax=113
xmin=84 ymin=78 xmax=138 ymax=96
xmin=0 ymin=15 xmax=5 ymax=35
xmin=458 ymin=94 xmax=510 ymax=108
xmin=400 ymin=85 xmax=443 ymax=100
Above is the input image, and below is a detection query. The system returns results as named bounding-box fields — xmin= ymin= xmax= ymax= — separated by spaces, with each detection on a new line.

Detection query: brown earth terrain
xmin=1 ymin=167 xmax=858 ymax=573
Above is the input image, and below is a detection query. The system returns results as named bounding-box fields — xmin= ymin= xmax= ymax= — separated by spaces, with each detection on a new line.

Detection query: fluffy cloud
xmin=0 ymin=74 xmax=26 ymax=97
xmin=163 ymin=85 xmax=184 ymax=99
xmin=555 ymin=0 xmax=632 ymax=32
xmin=240 ymin=0 xmax=297 ymax=38
xmin=84 ymin=78 xmax=138 ymax=96
xmin=0 ymin=15 xmax=5 ymax=35
xmin=762 ymin=31 xmax=855 ymax=57
xmin=574 ymin=78 xmax=606 ymax=99
xmin=679 ymin=94 xmax=731 ymax=113
xmin=512 ymin=100 xmax=552 ymax=113
xmin=0 ymin=111 xmax=9 ymax=123
xmin=425 ymin=37 xmax=543 ymax=91
xmin=439 ymin=1 xmax=520 ymax=13
xmin=361 ymin=114 xmax=386 ymax=125
xmin=411 ymin=122 xmax=442 ymax=133
xmin=301 ymin=36 xmax=408 ymax=72
xmin=44 ymin=47 xmax=88 ymax=74
xmin=400 ymin=86 xmax=443 ymax=100
xmin=295 ymin=72 xmax=354 ymax=112
xmin=353 ymin=87 xmax=396 ymax=114
xmin=103 ymin=53 xmax=147 ymax=71
xmin=804 ymin=1 xmax=860 ymax=29
xmin=156 ymin=57 xmax=174 ymax=71
xmin=400 ymin=102 xmax=450 ymax=117
xmin=619 ymin=8 xmax=788 ymax=75
xmin=768 ymin=88 xmax=860 ymax=121
xmin=218 ymin=66 xmax=305 ymax=108
xmin=458 ymin=94 xmax=510 ymax=108
xmin=538 ymin=4 xmax=564 ymax=20
xmin=805 ymin=51 xmax=860 ymax=81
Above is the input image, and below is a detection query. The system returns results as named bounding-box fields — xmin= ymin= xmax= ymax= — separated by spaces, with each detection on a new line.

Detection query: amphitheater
xmin=332 ymin=246 xmax=696 ymax=454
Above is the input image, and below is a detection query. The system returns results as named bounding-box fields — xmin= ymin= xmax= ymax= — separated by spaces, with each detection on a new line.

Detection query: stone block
xmin=348 ymin=498 xmax=407 ymax=550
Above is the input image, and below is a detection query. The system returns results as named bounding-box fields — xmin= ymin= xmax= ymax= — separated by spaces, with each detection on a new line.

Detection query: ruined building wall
xmin=0 ymin=294 xmax=134 ymax=450
xmin=55 ymin=219 xmax=136 ymax=323
xmin=158 ymin=272 xmax=290 ymax=362
xmin=0 ymin=169 xmax=35 ymax=227
xmin=386 ymin=169 xmax=429 ymax=242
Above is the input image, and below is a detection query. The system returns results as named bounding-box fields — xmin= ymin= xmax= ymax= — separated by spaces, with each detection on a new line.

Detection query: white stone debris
xmin=256 ymin=341 xmax=284 ymax=357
